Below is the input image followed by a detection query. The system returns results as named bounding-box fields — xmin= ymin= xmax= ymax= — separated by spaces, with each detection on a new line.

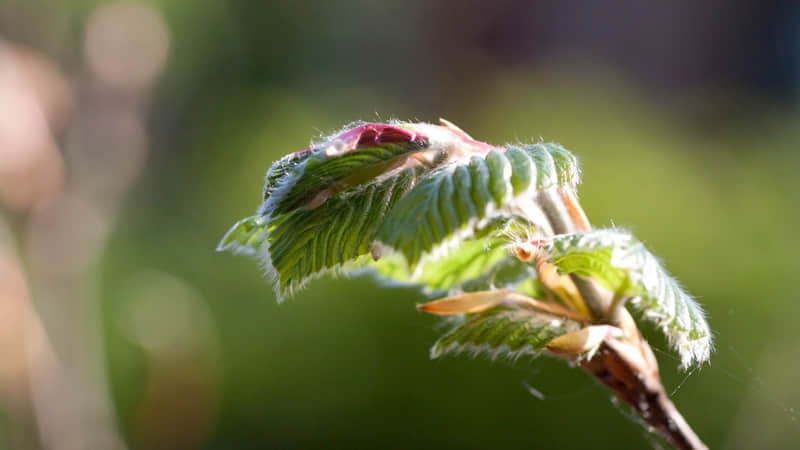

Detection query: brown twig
xmin=540 ymin=188 xmax=707 ymax=449
xmin=580 ymin=339 xmax=707 ymax=450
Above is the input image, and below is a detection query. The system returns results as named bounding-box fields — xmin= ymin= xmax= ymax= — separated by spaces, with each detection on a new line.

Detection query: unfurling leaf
xmin=537 ymin=229 xmax=712 ymax=368
xmin=219 ymin=121 xmax=582 ymax=300
xmin=216 ymin=215 xmax=268 ymax=255
xmin=375 ymin=143 xmax=581 ymax=267
xmin=223 ymin=122 xmax=439 ymax=299
xmin=365 ymin=237 xmax=513 ymax=292
xmin=264 ymin=169 xmax=418 ymax=297
xmin=429 ymin=305 xmax=581 ymax=360
xmin=263 ymin=128 xmax=428 ymax=216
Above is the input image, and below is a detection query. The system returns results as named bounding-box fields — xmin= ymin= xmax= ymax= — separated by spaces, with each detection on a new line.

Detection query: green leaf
xmin=216 ymin=215 xmax=268 ymax=255
xmin=366 ymin=237 xmax=530 ymax=293
xmin=260 ymin=150 xmax=317 ymax=204
xmin=457 ymin=256 xmax=536 ymax=294
xmin=539 ymin=229 xmax=712 ymax=368
xmin=219 ymin=126 xmax=582 ymax=302
xmin=375 ymin=144 xmax=581 ymax=267
xmin=431 ymin=306 xmax=581 ymax=360
xmin=548 ymin=245 xmax=628 ymax=292
xmin=263 ymin=140 xmax=428 ymax=217
xmin=264 ymin=169 xmax=419 ymax=299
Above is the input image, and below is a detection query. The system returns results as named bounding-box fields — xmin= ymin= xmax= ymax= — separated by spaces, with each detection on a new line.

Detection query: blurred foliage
xmin=2 ymin=0 xmax=800 ymax=449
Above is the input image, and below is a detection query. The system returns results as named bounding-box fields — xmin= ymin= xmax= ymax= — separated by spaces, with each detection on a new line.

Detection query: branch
xmin=539 ymin=188 xmax=707 ymax=449
xmin=580 ymin=339 xmax=707 ymax=450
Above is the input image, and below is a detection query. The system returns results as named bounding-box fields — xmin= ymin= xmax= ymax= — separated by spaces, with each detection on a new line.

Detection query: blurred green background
xmin=1 ymin=1 xmax=800 ymax=449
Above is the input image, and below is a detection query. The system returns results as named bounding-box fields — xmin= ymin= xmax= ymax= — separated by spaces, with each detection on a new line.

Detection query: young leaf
xmin=366 ymin=237 xmax=508 ymax=290
xmin=429 ymin=305 xmax=581 ymax=360
xmin=537 ymin=229 xmax=712 ymax=368
xmin=364 ymin=235 xmax=535 ymax=294
xmin=375 ymin=143 xmax=581 ymax=267
xmin=219 ymin=121 xmax=506 ymax=299
xmin=265 ymin=168 xmax=418 ymax=298
xmin=261 ymin=123 xmax=430 ymax=217
xmin=216 ymin=215 xmax=268 ymax=255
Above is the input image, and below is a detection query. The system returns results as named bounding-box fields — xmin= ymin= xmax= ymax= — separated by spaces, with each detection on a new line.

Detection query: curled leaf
xmin=429 ymin=305 xmax=581 ymax=360
xmin=217 ymin=215 xmax=268 ymax=256
xmin=220 ymin=121 xmax=508 ymax=300
xmin=537 ymin=229 xmax=712 ymax=368
xmin=376 ymin=143 xmax=582 ymax=267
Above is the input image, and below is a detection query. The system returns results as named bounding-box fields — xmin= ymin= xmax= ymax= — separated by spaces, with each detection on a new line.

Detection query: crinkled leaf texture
xmin=431 ymin=306 xmax=581 ymax=360
xmin=538 ymin=229 xmax=712 ymax=368
xmin=375 ymin=144 xmax=580 ymax=266
xmin=367 ymin=237 xmax=508 ymax=290
xmin=217 ymin=121 xmax=713 ymax=378
xmin=366 ymin=236 xmax=535 ymax=294
xmin=263 ymin=137 xmax=428 ymax=217
xmin=265 ymin=169 xmax=419 ymax=297
xmin=218 ymin=120 xmax=581 ymax=300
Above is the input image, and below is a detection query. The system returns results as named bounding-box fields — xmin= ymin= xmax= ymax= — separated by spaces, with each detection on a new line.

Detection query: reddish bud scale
xmin=291 ymin=123 xmax=426 ymax=156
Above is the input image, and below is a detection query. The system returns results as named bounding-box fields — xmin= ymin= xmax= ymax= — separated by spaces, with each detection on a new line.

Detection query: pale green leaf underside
xmin=376 ymin=143 xmax=580 ymax=266
xmin=216 ymin=215 xmax=268 ymax=255
xmin=367 ymin=238 xmax=506 ymax=290
xmin=365 ymin=236 xmax=534 ymax=293
xmin=431 ymin=306 xmax=581 ymax=360
xmin=457 ymin=255 xmax=537 ymax=294
xmin=540 ymin=229 xmax=712 ymax=368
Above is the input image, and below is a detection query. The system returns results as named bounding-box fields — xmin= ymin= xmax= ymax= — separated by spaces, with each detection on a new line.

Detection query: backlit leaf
xmin=538 ymin=229 xmax=712 ymax=368
xmin=430 ymin=306 xmax=581 ymax=360
xmin=376 ymin=143 xmax=581 ymax=267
